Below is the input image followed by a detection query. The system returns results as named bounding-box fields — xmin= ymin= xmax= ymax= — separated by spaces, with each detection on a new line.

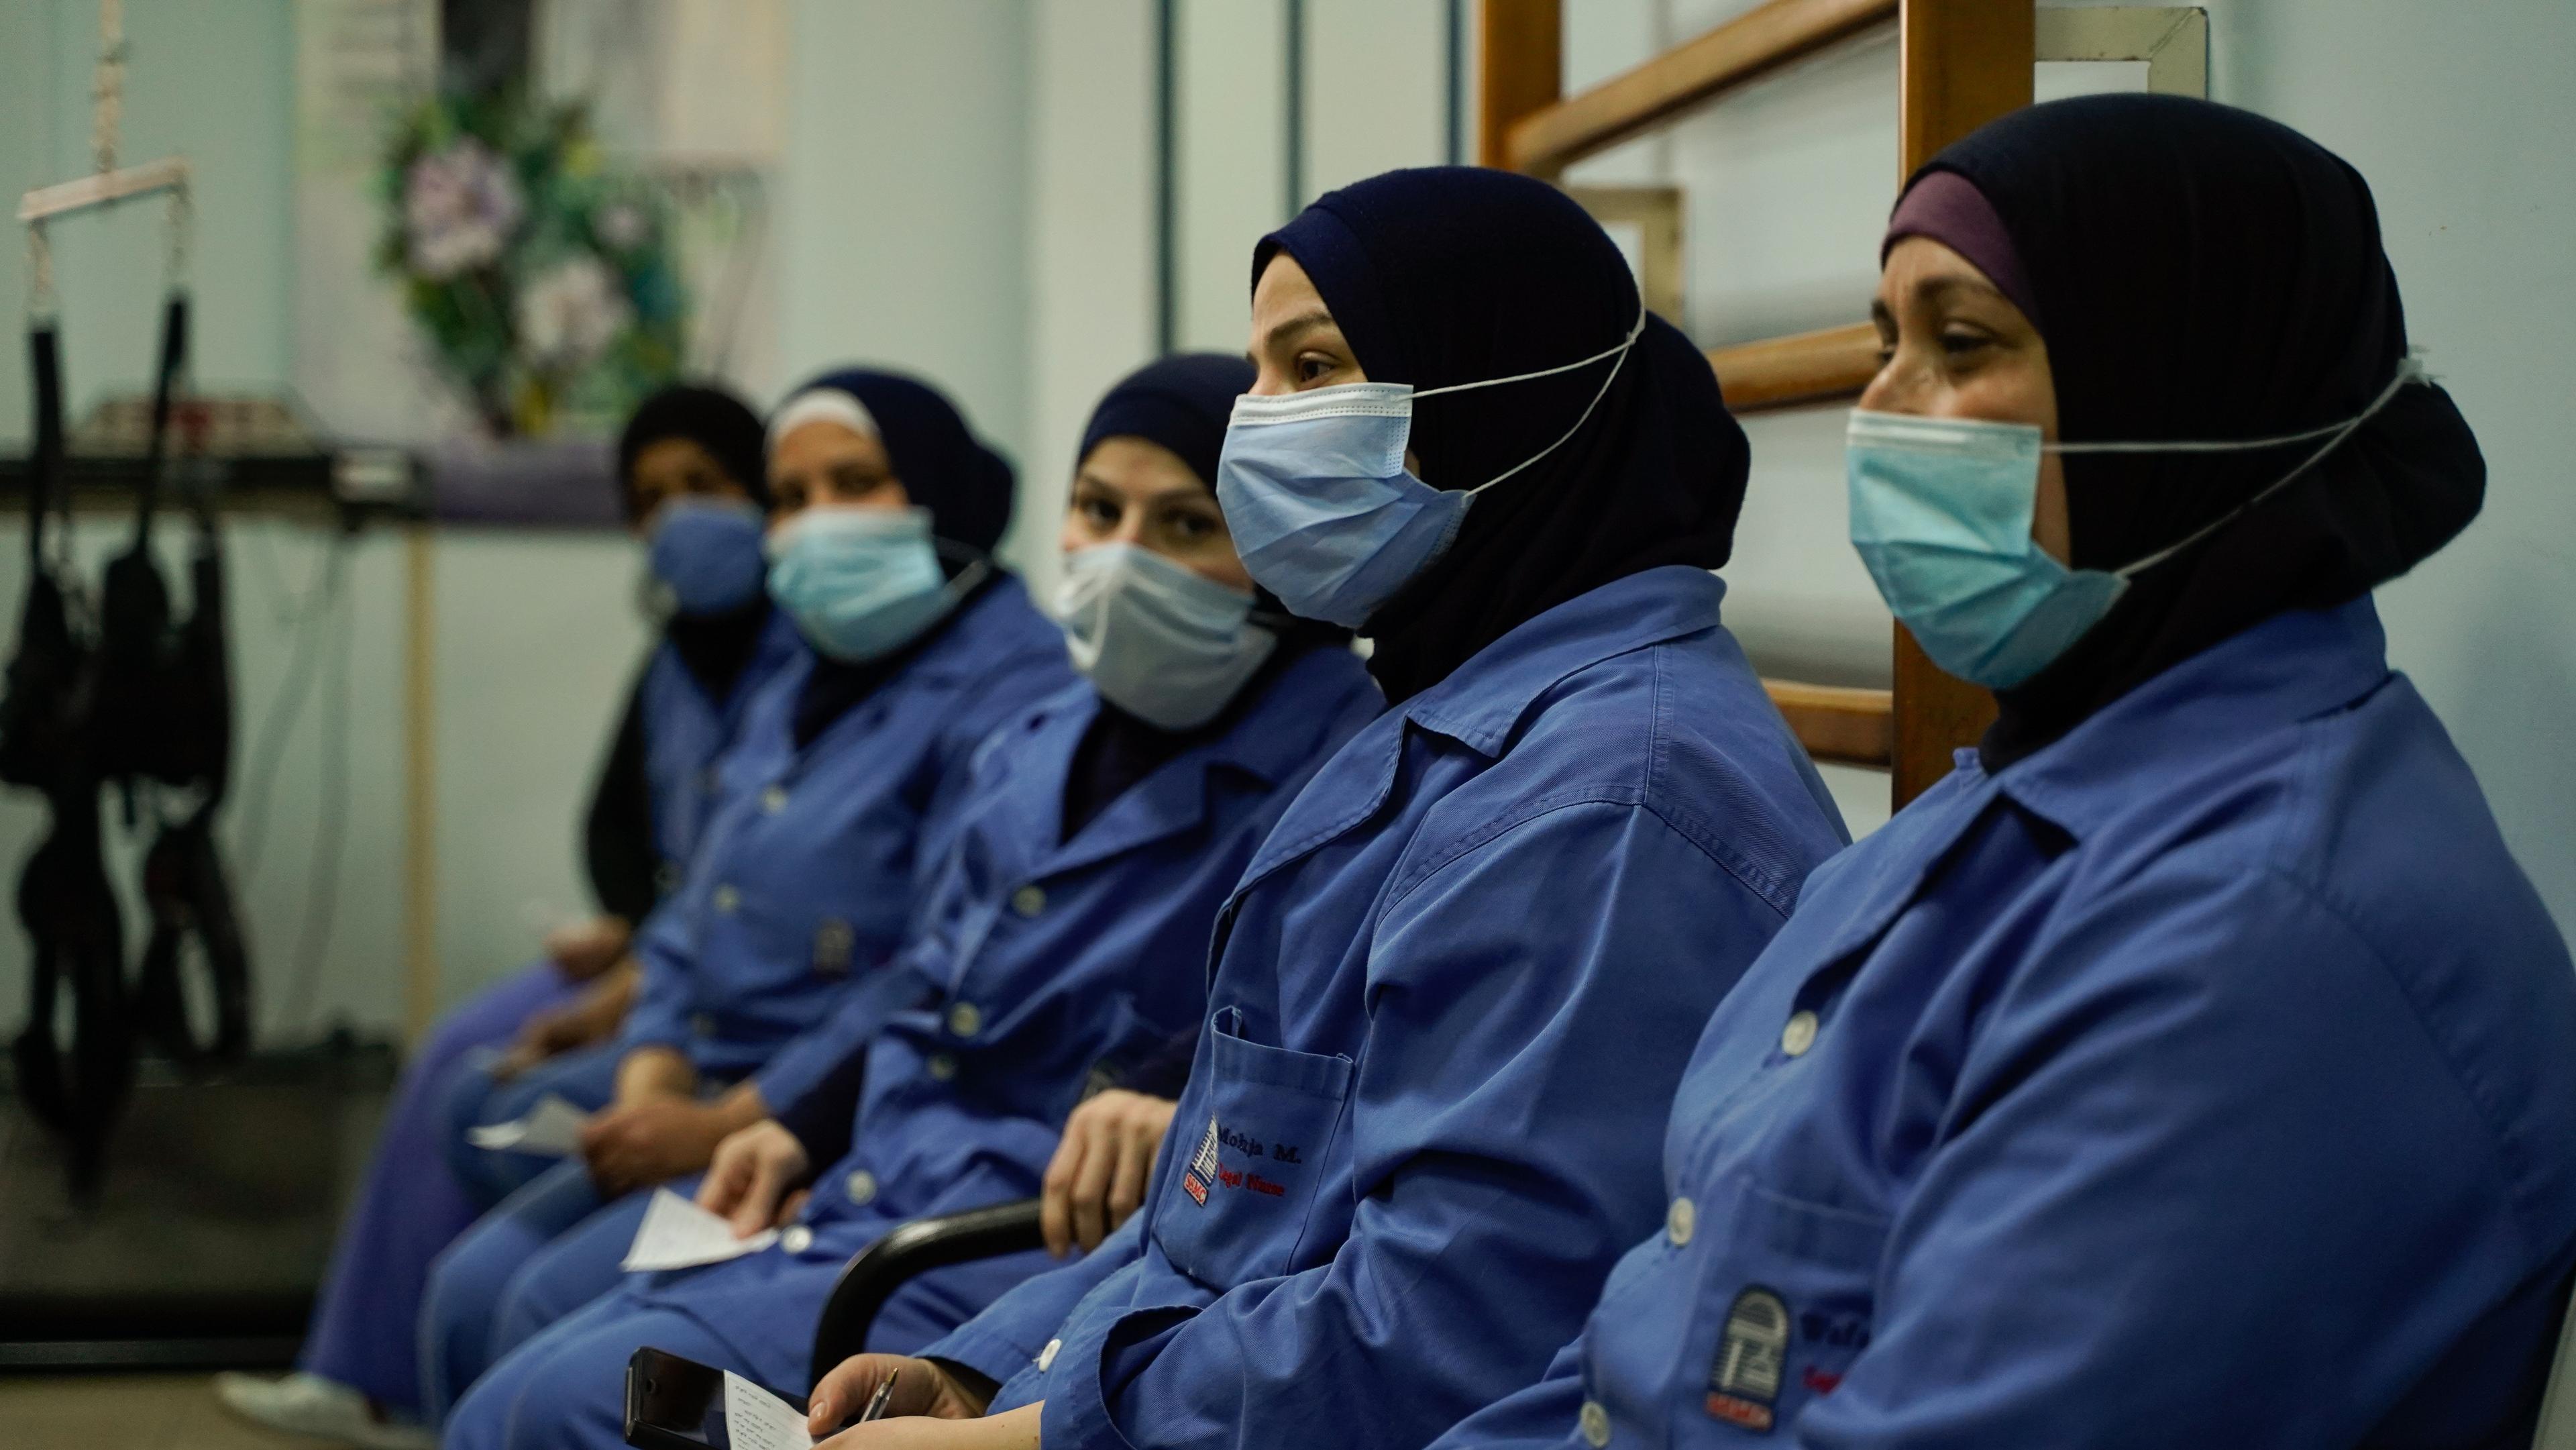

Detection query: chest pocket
xmin=1150 ymin=1008 xmax=1353 ymax=1289
xmin=1674 ymin=1178 xmax=1886 ymax=1442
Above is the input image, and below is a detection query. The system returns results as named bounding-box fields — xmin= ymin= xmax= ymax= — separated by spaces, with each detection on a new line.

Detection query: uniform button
xmin=926 ymin=1054 xmax=958 ymax=1081
xmin=1037 ymin=1338 xmax=1061 ymax=1372
xmin=844 ymin=1170 xmax=877 ymax=1205
xmin=1781 ymin=1009 xmax=1820 ymax=1057
xmin=760 ymin=785 xmax=789 ymax=814
xmin=1578 ymin=1399 xmax=1611 ymax=1448
xmin=781 ymin=1225 xmax=813 ymax=1255
xmin=947 ymin=1002 xmax=983 ymax=1038
xmin=690 ymin=1012 xmax=716 ymax=1039
xmin=1667 ymin=1196 xmax=1696 ymax=1247
xmin=1011 ymin=885 xmax=1046 ymax=918
xmin=712 ymin=884 xmax=741 ymax=913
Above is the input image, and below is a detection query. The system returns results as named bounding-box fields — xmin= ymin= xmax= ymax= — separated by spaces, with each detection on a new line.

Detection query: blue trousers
xmin=443 ymin=1218 xmax=1056 ymax=1450
xmin=294 ymin=961 xmax=581 ymax=1415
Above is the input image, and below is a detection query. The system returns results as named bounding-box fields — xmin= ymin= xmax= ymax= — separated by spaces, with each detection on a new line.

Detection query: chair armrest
xmin=808 ymin=1197 xmax=1046 ymax=1387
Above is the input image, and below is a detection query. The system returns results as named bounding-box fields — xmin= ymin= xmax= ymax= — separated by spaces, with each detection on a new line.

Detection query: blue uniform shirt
xmin=620 ymin=648 xmax=1384 ymax=1373
xmin=926 ymin=566 xmax=1851 ymax=1450
xmin=635 ymin=610 xmax=805 ymax=882
xmin=1436 ymin=597 xmax=2576 ymax=1449
xmin=623 ymin=579 xmax=1073 ymax=1088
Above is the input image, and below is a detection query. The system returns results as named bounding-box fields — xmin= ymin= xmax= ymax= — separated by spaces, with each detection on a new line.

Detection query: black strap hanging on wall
xmin=3 ymin=319 xmax=136 ymax=1200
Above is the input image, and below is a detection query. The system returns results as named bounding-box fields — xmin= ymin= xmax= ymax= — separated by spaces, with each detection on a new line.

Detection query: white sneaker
xmin=213 ymin=1371 xmax=436 ymax=1450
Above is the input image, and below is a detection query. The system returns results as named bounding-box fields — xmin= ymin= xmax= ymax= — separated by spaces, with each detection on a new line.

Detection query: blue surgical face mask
xmin=647 ymin=496 xmax=769 ymax=617
xmin=765 ymin=505 xmax=975 ymax=662
xmin=1214 ymin=311 xmax=1646 ymax=629
xmin=1847 ymin=354 xmax=2426 ymax=689
xmin=1053 ymin=543 xmax=1278 ymax=731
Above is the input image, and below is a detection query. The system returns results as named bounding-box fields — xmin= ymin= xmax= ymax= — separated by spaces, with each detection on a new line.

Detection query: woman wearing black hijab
xmin=802 ymin=168 xmax=1849 ymax=1450
xmin=1430 ymin=95 xmax=2576 ymax=1450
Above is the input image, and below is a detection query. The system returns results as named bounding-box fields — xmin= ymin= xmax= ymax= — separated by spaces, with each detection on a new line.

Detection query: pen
xmin=857 ymin=1374 xmax=898 ymax=1425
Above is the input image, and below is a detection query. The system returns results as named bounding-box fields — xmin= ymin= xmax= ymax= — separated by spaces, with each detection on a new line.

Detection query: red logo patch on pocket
xmin=1181 ymin=1116 xmax=1220 ymax=1206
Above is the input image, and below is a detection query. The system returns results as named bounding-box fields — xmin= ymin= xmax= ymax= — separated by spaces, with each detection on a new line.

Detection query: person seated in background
xmin=804 ymin=166 xmax=1851 ymax=1450
xmin=215 ymin=383 xmax=792 ymax=1450
xmin=1430 ymin=95 xmax=2576 ymax=1450
xmin=436 ymin=354 xmax=1383 ymax=1450
xmin=417 ymin=369 xmax=1075 ymax=1422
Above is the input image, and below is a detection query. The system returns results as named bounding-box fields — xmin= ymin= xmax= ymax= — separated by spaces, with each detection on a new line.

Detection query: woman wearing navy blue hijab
xmin=217 ymin=383 xmax=795 ymax=1448
xmin=417 ymin=367 xmax=1075 ymax=1420
xmin=433 ymin=355 xmax=1380 ymax=1450
xmin=806 ymin=168 xmax=1849 ymax=1450
xmin=1433 ymin=95 xmax=2576 ymax=1449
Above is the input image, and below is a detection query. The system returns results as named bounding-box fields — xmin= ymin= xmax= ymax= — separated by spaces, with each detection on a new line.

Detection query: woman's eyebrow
xmin=1261 ymin=309 xmax=1337 ymax=352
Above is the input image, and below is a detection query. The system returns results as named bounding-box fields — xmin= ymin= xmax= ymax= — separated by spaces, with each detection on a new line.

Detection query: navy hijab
xmin=774 ymin=366 xmax=1020 ymax=743
xmin=779 ymin=366 xmax=1018 ymax=556
xmin=616 ymin=382 xmax=770 ymax=519
xmin=619 ymin=382 xmax=774 ymax=692
xmin=1892 ymin=95 xmax=2486 ymax=766
xmin=1256 ymin=166 xmax=1750 ymax=703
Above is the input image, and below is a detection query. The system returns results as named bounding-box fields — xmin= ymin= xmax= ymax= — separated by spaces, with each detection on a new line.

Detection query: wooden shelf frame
xmin=1482 ymin=0 xmax=2033 ymax=803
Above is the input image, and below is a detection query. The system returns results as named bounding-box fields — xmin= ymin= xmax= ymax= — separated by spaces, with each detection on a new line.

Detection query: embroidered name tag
xmin=811 ymin=919 xmax=855 ymax=976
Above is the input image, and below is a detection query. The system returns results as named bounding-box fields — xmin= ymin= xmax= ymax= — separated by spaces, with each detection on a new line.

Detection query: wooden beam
xmin=1889 ymin=0 xmax=2030 ymax=805
xmin=403 ymin=525 xmax=440 ymax=1045
xmin=16 ymin=156 xmax=187 ymax=222
xmin=1506 ymin=0 xmax=1894 ymax=176
xmin=1478 ymin=0 xmax=1562 ymax=168
xmin=1709 ymin=321 xmax=1880 ymax=414
xmin=1766 ymin=680 xmax=1892 ymax=768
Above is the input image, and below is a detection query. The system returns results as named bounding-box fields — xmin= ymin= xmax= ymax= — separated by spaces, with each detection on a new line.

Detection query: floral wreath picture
xmin=380 ymin=91 xmax=686 ymax=437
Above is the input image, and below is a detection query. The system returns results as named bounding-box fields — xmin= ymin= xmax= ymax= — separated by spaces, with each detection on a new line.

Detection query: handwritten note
xmin=621 ymin=1188 xmax=779 ymax=1272
xmin=464 ymin=1094 xmax=589 ymax=1156
xmin=723 ymin=1370 xmax=813 ymax=1450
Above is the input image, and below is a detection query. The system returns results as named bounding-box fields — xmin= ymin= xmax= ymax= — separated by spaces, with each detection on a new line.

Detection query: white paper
xmin=464 ymin=1093 xmax=590 ymax=1156
xmin=621 ymin=1188 xmax=779 ymax=1272
xmin=722 ymin=1369 xmax=813 ymax=1450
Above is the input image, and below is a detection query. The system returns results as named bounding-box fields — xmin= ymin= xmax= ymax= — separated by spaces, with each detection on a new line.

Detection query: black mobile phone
xmin=623 ymin=1346 xmax=808 ymax=1450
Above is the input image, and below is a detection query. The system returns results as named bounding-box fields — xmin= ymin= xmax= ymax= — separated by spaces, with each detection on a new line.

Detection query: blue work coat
xmin=623 ymin=579 xmax=1073 ymax=1088
xmin=635 ymin=610 xmax=806 ymax=882
xmin=1435 ymin=598 xmax=2576 ymax=1449
xmin=932 ymin=566 xmax=1851 ymax=1450
xmin=615 ymin=646 xmax=1384 ymax=1380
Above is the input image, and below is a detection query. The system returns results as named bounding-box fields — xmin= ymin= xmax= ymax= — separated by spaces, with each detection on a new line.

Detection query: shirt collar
xmin=1990 ymin=597 xmax=2394 ymax=839
xmin=1397 ymin=566 xmax=1727 ymax=759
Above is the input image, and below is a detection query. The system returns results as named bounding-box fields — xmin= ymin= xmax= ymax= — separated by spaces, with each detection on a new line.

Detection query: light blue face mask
xmin=765 ymin=505 xmax=979 ymax=662
xmin=647 ymin=496 xmax=769 ymax=617
xmin=1214 ymin=311 xmax=1646 ymax=629
xmin=1847 ymin=354 xmax=2426 ymax=689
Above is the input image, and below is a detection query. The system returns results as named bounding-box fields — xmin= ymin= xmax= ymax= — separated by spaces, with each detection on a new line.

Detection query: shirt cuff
xmin=920 ymin=1319 xmax=1052 ymax=1403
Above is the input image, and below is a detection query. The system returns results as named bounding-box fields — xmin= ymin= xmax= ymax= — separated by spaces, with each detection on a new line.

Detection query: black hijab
xmin=773 ymin=366 xmax=1019 ymax=745
xmin=619 ymin=382 xmax=775 ymax=694
xmin=1256 ymin=167 xmax=1750 ymax=703
xmin=1061 ymin=353 xmax=1343 ymax=840
xmin=1893 ymin=95 xmax=2485 ymax=767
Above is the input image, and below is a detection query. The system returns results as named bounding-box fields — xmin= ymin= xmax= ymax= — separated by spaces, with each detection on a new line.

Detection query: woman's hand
xmin=580 ymin=1082 xmax=766 ymax=1197
xmin=492 ymin=962 xmax=637 ymax=1081
xmin=1040 ymin=1090 xmax=1179 ymax=1257
xmin=696 ymin=1121 xmax=812 ymax=1237
xmin=544 ymin=915 xmax=634 ymax=981
xmin=813 ymin=1403 xmax=1040 ymax=1450
xmin=807 ymin=1355 xmax=994 ymax=1437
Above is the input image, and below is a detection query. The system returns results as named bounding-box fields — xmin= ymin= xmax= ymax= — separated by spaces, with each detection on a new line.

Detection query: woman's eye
xmin=1167 ymin=512 xmax=1215 ymax=540
xmin=1939 ymin=328 xmax=1992 ymax=357
xmin=1081 ymin=499 xmax=1120 ymax=528
xmin=1295 ymin=354 xmax=1338 ymax=383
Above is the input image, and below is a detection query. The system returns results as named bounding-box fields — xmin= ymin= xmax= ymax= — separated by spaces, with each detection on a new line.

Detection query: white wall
xmin=1564 ymin=0 xmax=2576 ymax=919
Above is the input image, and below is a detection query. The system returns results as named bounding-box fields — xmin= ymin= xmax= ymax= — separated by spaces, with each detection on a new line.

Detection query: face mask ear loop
xmin=2108 ymin=352 xmax=2428 ymax=582
xmin=1414 ymin=305 xmax=1649 ymax=499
